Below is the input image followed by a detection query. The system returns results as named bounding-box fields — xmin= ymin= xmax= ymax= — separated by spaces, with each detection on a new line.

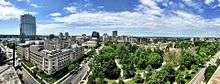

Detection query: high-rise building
xmin=20 ymin=14 xmax=36 ymax=41
xmin=59 ymin=32 xmax=64 ymax=39
xmin=112 ymin=31 xmax=118 ymax=37
xmin=92 ymin=31 xmax=100 ymax=39
xmin=112 ymin=31 xmax=118 ymax=41
xmin=102 ymin=33 xmax=109 ymax=42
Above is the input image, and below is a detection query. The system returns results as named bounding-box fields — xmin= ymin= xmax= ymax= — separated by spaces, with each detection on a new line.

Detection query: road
xmin=61 ymin=64 xmax=88 ymax=84
xmin=17 ymin=67 xmax=38 ymax=84
xmin=189 ymin=51 xmax=220 ymax=84
xmin=62 ymin=45 xmax=104 ymax=84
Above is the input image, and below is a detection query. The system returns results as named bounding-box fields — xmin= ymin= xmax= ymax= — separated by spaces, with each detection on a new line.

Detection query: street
xmin=61 ymin=45 xmax=104 ymax=84
xmin=189 ymin=51 xmax=220 ymax=84
xmin=17 ymin=67 xmax=39 ymax=84
xmin=61 ymin=64 xmax=88 ymax=84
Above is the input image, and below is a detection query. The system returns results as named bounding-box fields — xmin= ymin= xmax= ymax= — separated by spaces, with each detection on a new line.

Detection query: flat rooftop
xmin=0 ymin=65 xmax=22 ymax=84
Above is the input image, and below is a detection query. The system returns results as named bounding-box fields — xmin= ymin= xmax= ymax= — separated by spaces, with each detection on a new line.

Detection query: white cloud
xmin=30 ymin=4 xmax=41 ymax=8
xmin=139 ymin=0 xmax=160 ymax=10
xmin=205 ymin=0 xmax=215 ymax=5
xmin=0 ymin=0 xmax=12 ymax=6
xmin=49 ymin=12 xmax=62 ymax=17
xmin=64 ymin=6 xmax=77 ymax=13
xmin=41 ymin=0 xmax=220 ymax=36
xmin=212 ymin=4 xmax=220 ymax=8
xmin=37 ymin=23 xmax=68 ymax=35
xmin=0 ymin=0 xmax=36 ymax=20
xmin=17 ymin=0 xmax=30 ymax=3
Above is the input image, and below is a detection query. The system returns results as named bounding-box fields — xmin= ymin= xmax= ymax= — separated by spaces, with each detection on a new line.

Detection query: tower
xmin=20 ymin=14 xmax=36 ymax=41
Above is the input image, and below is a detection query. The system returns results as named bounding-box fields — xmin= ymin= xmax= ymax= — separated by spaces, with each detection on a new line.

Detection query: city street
xmin=189 ymin=51 xmax=220 ymax=84
xmin=61 ymin=64 xmax=88 ymax=84
xmin=17 ymin=67 xmax=38 ymax=84
xmin=61 ymin=45 xmax=104 ymax=84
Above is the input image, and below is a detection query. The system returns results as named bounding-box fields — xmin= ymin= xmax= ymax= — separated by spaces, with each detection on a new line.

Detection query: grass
xmin=108 ymin=80 xmax=117 ymax=84
xmin=22 ymin=63 xmax=45 ymax=84
xmin=22 ymin=59 xmax=82 ymax=83
xmin=36 ymin=67 xmax=71 ymax=83
xmin=36 ymin=63 xmax=80 ymax=83
xmin=23 ymin=61 xmax=34 ymax=68
xmin=125 ymin=80 xmax=136 ymax=84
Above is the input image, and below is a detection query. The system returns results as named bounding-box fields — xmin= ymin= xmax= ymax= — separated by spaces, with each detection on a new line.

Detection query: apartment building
xmin=18 ymin=36 xmax=84 ymax=75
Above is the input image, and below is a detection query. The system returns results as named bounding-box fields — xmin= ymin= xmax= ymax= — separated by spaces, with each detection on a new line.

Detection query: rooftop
xmin=0 ymin=65 xmax=22 ymax=84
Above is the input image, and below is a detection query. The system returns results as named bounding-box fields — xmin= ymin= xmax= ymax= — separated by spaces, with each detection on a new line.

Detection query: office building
xmin=20 ymin=14 xmax=36 ymax=41
xmin=102 ymin=33 xmax=109 ymax=42
xmin=112 ymin=31 xmax=118 ymax=41
xmin=112 ymin=31 xmax=118 ymax=37
xmin=91 ymin=31 xmax=100 ymax=40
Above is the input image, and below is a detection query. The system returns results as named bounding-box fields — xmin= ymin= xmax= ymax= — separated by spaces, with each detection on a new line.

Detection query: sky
xmin=0 ymin=0 xmax=220 ymax=37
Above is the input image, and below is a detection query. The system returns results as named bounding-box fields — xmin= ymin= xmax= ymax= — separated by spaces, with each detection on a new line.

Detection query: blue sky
xmin=0 ymin=0 xmax=220 ymax=37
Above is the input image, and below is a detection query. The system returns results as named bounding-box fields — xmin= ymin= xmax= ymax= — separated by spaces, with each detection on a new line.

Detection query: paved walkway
xmin=115 ymin=59 xmax=123 ymax=78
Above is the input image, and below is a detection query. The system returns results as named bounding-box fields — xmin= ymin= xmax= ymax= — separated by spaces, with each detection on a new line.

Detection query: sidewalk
xmin=22 ymin=63 xmax=40 ymax=84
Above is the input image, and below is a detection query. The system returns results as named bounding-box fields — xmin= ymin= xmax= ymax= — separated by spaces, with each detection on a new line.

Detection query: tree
xmin=87 ymin=75 xmax=96 ymax=84
xmin=127 ymin=43 xmax=138 ymax=53
xmin=175 ymin=71 xmax=186 ymax=84
xmin=95 ymin=78 xmax=107 ymax=84
xmin=123 ymin=64 xmax=136 ymax=79
xmin=103 ymin=60 xmax=120 ymax=79
xmin=179 ymin=49 xmax=195 ymax=69
xmin=145 ymin=65 xmax=154 ymax=81
xmin=146 ymin=71 xmax=162 ymax=84
xmin=87 ymin=49 xmax=96 ymax=57
xmin=116 ymin=44 xmax=129 ymax=59
xmin=204 ymin=65 xmax=217 ymax=82
xmin=68 ymin=64 xmax=76 ymax=71
xmin=134 ymin=48 xmax=149 ymax=69
xmin=216 ymin=58 xmax=220 ymax=66
xmin=118 ymin=77 xmax=125 ymax=84
xmin=137 ymin=59 xmax=148 ymax=69
xmin=134 ymin=73 xmax=144 ymax=83
xmin=104 ymin=41 xmax=113 ymax=46
xmin=148 ymin=52 xmax=163 ymax=69
xmin=161 ymin=65 xmax=176 ymax=83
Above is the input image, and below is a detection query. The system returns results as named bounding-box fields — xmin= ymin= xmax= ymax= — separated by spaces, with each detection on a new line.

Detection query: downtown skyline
xmin=0 ymin=0 xmax=220 ymax=37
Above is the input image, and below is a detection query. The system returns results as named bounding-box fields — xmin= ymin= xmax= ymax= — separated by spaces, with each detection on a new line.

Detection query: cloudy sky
xmin=0 ymin=0 xmax=220 ymax=37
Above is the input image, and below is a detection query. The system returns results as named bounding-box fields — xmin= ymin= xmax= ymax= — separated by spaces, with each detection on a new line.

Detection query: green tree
xmin=179 ymin=49 xmax=195 ymax=69
xmin=68 ymin=64 xmax=76 ymax=71
xmin=116 ymin=44 xmax=129 ymax=59
xmin=118 ymin=77 xmax=125 ymax=84
xmin=134 ymin=73 xmax=144 ymax=83
xmin=204 ymin=65 xmax=217 ymax=82
xmin=148 ymin=52 xmax=163 ymax=69
xmin=175 ymin=71 xmax=186 ymax=84
xmin=127 ymin=43 xmax=138 ymax=53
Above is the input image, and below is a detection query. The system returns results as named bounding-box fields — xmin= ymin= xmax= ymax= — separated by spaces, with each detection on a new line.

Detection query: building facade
xmin=20 ymin=14 xmax=36 ymax=41
xmin=112 ymin=31 xmax=118 ymax=41
xmin=17 ymin=36 xmax=84 ymax=75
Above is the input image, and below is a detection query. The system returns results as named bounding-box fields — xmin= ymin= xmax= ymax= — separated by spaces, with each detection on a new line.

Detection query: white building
xmin=18 ymin=36 xmax=84 ymax=75
xmin=29 ymin=44 xmax=83 ymax=75
xmin=82 ymin=41 xmax=97 ymax=48
xmin=102 ymin=33 xmax=109 ymax=42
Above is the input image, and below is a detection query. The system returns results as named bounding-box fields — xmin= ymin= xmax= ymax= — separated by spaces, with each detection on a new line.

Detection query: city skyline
xmin=0 ymin=0 xmax=220 ymax=37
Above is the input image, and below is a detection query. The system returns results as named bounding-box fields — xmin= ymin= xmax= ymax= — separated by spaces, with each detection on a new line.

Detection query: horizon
xmin=0 ymin=0 xmax=220 ymax=37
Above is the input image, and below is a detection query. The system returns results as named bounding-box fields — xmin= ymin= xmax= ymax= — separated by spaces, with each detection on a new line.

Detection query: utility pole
xmin=12 ymin=43 xmax=15 ymax=68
